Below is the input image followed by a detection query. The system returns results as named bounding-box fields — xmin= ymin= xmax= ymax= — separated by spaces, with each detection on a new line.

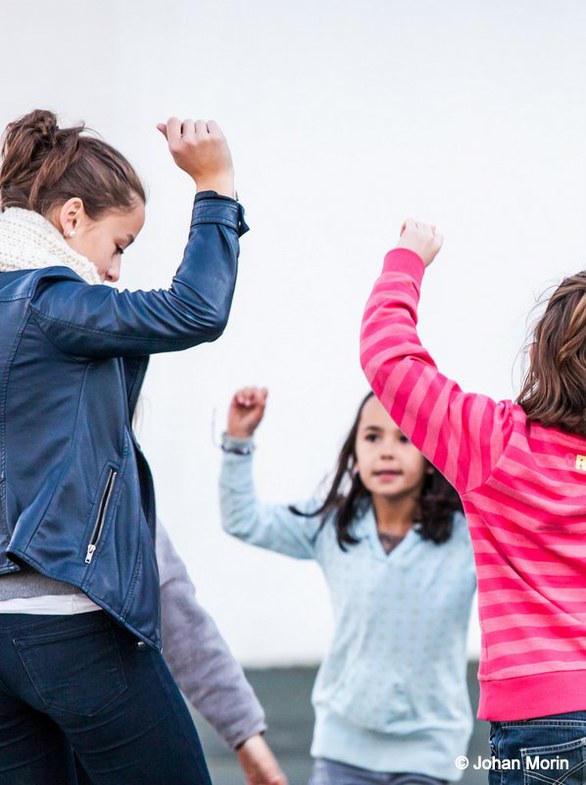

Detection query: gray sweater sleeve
xmin=156 ymin=520 xmax=267 ymax=749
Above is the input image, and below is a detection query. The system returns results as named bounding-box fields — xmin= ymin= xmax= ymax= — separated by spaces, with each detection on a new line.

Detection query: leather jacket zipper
xmin=85 ymin=469 xmax=117 ymax=564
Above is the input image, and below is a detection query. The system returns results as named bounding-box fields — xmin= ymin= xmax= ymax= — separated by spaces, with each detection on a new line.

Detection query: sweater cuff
xmin=221 ymin=433 xmax=255 ymax=455
xmin=382 ymin=248 xmax=425 ymax=285
xmin=230 ymin=719 xmax=268 ymax=750
xmin=191 ymin=192 xmax=249 ymax=237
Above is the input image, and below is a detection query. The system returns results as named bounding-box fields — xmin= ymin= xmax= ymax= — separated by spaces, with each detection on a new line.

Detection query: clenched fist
xmin=157 ymin=117 xmax=234 ymax=197
xmin=396 ymin=219 xmax=443 ymax=267
xmin=227 ymin=387 xmax=268 ymax=439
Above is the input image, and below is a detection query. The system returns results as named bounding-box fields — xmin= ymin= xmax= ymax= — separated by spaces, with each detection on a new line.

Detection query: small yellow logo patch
xmin=576 ymin=455 xmax=586 ymax=471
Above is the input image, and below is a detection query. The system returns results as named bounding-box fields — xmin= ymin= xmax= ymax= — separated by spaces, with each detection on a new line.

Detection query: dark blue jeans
xmin=0 ymin=611 xmax=212 ymax=785
xmin=489 ymin=712 xmax=586 ymax=785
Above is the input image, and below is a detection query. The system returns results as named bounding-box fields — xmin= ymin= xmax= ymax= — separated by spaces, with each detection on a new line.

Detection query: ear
xmin=58 ymin=197 xmax=87 ymax=239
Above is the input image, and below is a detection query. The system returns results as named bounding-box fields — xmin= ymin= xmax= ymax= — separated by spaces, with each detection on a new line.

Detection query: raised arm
xmin=360 ymin=220 xmax=513 ymax=494
xmin=220 ymin=388 xmax=321 ymax=558
xmin=30 ymin=119 xmax=247 ymax=358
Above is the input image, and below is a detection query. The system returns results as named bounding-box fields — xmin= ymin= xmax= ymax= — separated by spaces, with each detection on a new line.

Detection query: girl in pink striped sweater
xmin=361 ymin=219 xmax=586 ymax=781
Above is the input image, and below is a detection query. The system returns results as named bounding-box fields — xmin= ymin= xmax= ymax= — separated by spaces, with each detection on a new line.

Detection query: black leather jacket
xmin=0 ymin=192 xmax=247 ymax=648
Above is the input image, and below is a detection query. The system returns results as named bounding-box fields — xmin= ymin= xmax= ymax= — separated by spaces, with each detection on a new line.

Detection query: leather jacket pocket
xmin=83 ymin=466 xmax=119 ymax=565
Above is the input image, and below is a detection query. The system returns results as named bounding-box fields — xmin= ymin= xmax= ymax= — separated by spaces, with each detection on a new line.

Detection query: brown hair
xmin=517 ymin=271 xmax=586 ymax=436
xmin=290 ymin=392 xmax=463 ymax=549
xmin=0 ymin=109 xmax=145 ymax=219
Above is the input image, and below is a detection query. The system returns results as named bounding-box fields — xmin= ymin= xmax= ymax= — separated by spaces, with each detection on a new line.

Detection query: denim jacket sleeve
xmin=156 ymin=520 xmax=266 ymax=749
xmin=29 ymin=193 xmax=247 ymax=358
xmin=220 ymin=435 xmax=322 ymax=559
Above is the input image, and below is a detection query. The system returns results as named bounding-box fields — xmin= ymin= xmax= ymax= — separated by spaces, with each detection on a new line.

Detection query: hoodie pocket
xmin=324 ymin=658 xmax=413 ymax=733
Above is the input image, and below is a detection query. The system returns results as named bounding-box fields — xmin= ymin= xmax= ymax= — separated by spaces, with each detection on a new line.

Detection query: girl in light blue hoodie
xmin=219 ymin=387 xmax=477 ymax=785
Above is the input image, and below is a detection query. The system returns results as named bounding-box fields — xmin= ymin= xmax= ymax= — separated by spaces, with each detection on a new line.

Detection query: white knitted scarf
xmin=0 ymin=207 xmax=101 ymax=285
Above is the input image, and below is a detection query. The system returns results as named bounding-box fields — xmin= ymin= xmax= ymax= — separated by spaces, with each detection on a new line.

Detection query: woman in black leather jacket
xmin=0 ymin=109 xmax=246 ymax=785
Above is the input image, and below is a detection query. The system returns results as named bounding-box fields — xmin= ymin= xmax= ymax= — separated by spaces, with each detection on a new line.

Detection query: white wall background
xmin=2 ymin=0 xmax=586 ymax=664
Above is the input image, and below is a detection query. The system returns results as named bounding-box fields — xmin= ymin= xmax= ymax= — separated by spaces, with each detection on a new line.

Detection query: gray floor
xmin=193 ymin=661 xmax=491 ymax=785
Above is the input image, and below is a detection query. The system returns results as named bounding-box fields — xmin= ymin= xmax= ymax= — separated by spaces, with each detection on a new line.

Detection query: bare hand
xmin=396 ymin=219 xmax=443 ymax=267
xmin=157 ymin=117 xmax=234 ymax=197
xmin=236 ymin=735 xmax=288 ymax=785
xmin=227 ymin=387 xmax=268 ymax=439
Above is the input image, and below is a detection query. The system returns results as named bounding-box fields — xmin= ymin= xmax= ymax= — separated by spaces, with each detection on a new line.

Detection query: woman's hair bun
xmin=16 ymin=109 xmax=67 ymax=154
xmin=0 ymin=108 xmax=144 ymax=217
xmin=24 ymin=109 xmax=61 ymax=148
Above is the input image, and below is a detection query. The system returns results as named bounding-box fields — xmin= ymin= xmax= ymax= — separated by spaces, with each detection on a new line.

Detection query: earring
xmin=66 ymin=229 xmax=76 ymax=238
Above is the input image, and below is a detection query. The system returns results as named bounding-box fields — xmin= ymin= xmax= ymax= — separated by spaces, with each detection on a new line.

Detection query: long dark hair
xmin=0 ymin=109 xmax=145 ymax=218
xmin=290 ymin=392 xmax=463 ymax=550
xmin=517 ymin=272 xmax=586 ymax=437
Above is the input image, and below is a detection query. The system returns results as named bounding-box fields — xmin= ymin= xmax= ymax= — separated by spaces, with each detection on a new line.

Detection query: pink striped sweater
xmin=360 ymin=248 xmax=586 ymax=721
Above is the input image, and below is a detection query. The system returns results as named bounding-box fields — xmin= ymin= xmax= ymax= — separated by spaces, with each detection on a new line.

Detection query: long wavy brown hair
xmin=517 ymin=271 xmax=586 ymax=436
xmin=290 ymin=392 xmax=463 ymax=550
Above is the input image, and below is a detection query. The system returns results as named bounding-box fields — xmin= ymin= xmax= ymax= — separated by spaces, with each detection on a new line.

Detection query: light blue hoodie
xmin=220 ymin=435 xmax=477 ymax=779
